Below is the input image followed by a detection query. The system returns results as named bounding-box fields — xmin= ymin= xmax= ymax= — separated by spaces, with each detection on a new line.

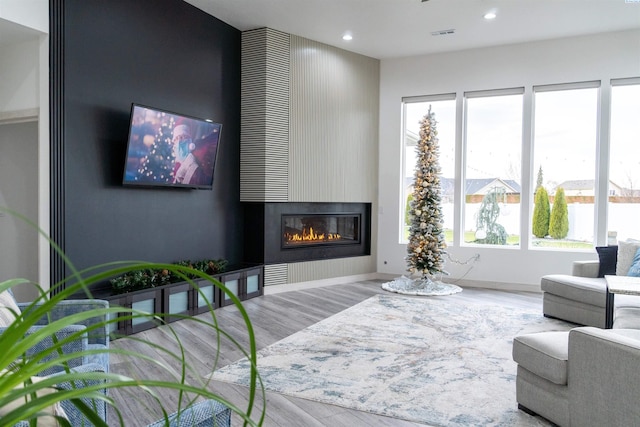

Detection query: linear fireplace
xmin=243 ymin=202 xmax=371 ymax=264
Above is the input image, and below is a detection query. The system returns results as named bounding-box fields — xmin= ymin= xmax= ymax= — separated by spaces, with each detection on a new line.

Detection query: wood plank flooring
xmin=108 ymin=280 xmax=544 ymax=426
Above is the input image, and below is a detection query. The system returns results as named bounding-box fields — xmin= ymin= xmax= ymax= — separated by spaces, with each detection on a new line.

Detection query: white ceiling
xmin=1 ymin=1 xmax=638 ymax=57
xmin=184 ymin=0 xmax=640 ymax=59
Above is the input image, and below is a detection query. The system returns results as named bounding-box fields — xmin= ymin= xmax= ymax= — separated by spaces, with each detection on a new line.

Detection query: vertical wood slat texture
xmin=240 ymin=28 xmax=289 ymax=202
xmin=286 ymin=37 xmax=379 ymax=285
xmin=289 ymin=36 xmax=380 ymax=203
xmin=240 ymin=29 xmax=380 ymax=286
xmin=288 ymin=256 xmax=375 ymax=284
xmin=49 ymin=0 xmax=66 ymax=292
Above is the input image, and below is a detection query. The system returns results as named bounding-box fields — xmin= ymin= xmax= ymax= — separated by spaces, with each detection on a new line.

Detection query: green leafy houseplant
xmin=110 ymin=258 xmax=228 ymax=294
xmin=0 ymin=209 xmax=265 ymax=426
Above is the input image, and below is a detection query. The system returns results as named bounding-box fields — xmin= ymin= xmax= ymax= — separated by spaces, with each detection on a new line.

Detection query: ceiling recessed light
xmin=484 ymin=11 xmax=497 ymax=20
xmin=342 ymin=33 xmax=353 ymax=41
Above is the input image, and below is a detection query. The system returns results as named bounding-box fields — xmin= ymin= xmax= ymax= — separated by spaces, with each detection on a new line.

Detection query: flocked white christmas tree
xmin=406 ymin=106 xmax=446 ymax=277
xmin=382 ymin=107 xmax=461 ymax=296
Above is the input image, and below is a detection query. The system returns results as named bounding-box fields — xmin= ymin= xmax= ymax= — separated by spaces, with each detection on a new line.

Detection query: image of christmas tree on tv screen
xmin=124 ymin=105 xmax=221 ymax=187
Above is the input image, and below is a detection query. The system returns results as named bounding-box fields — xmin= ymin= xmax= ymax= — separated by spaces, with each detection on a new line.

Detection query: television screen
xmin=123 ymin=104 xmax=222 ymax=190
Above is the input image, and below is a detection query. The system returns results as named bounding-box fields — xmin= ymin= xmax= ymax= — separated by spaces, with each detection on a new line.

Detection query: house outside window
xmin=399 ymin=79 xmax=637 ymax=252
xmin=463 ymin=89 xmax=523 ymax=247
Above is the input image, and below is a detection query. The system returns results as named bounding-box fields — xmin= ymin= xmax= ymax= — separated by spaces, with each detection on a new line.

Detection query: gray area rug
xmin=211 ymin=294 xmax=572 ymax=426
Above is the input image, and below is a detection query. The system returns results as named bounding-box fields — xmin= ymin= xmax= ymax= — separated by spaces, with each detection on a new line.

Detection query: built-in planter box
xmin=191 ymin=278 xmax=221 ymax=315
xmin=103 ymin=264 xmax=263 ymax=337
xmin=219 ymin=265 xmax=264 ymax=307
xmin=106 ymin=288 xmax=163 ymax=335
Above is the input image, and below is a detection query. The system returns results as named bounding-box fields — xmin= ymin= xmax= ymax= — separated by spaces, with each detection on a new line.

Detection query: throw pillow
xmin=616 ymin=239 xmax=640 ymax=276
xmin=0 ymin=290 xmax=20 ymax=327
xmin=0 ymin=370 xmax=69 ymax=426
xmin=627 ymin=248 xmax=640 ymax=277
xmin=595 ymin=245 xmax=618 ymax=277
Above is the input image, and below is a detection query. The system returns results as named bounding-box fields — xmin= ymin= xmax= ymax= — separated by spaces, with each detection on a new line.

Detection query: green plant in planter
xmin=173 ymin=258 xmax=228 ymax=279
xmin=111 ymin=259 xmax=229 ymax=294
xmin=196 ymin=258 xmax=228 ymax=275
xmin=0 ymin=208 xmax=264 ymax=426
xmin=110 ymin=268 xmax=173 ymax=294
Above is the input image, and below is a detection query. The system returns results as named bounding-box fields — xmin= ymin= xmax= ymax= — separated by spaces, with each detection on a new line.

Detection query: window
xmin=531 ymin=83 xmax=599 ymax=249
xmin=401 ymin=96 xmax=456 ymax=244
xmin=400 ymin=79 xmax=635 ymax=252
xmin=463 ymin=90 xmax=523 ymax=247
xmin=608 ymin=80 xmax=640 ymax=242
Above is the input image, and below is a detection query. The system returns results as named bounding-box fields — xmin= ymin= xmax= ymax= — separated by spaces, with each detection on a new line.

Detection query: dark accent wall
xmin=50 ymin=0 xmax=242 ymax=288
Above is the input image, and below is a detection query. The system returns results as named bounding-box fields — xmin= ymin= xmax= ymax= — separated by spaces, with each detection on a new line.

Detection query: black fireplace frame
xmin=243 ymin=202 xmax=372 ymax=264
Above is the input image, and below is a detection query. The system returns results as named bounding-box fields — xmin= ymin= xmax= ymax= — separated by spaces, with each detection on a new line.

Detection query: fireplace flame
xmin=284 ymin=227 xmax=342 ymax=244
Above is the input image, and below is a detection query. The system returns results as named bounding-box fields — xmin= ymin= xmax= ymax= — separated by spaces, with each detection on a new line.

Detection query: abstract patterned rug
xmin=211 ymin=294 xmax=571 ymax=426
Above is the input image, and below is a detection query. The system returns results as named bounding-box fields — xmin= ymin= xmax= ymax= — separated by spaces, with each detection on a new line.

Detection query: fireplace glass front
xmin=282 ymin=214 xmax=360 ymax=249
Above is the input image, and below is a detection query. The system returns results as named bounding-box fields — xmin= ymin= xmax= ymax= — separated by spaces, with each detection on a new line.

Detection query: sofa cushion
xmin=0 ymin=369 xmax=69 ymax=426
xmin=606 ymin=328 xmax=640 ymax=340
xmin=616 ymin=239 xmax=640 ymax=276
xmin=513 ymin=331 xmax=569 ymax=385
xmin=541 ymin=274 xmax=606 ymax=307
xmin=627 ymin=248 xmax=640 ymax=277
xmin=0 ymin=290 xmax=20 ymax=326
xmin=613 ymin=307 xmax=640 ymax=329
xmin=596 ymin=245 xmax=618 ymax=277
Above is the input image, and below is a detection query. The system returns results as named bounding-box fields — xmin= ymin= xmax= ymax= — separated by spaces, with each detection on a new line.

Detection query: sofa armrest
xmin=571 ymin=260 xmax=599 ymax=278
xmin=568 ymin=327 xmax=640 ymax=427
xmin=1 ymin=324 xmax=88 ymax=376
xmin=51 ymin=363 xmax=108 ymax=425
xmin=10 ymin=363 xmax=108 ymax=427
xmin=18 ymin=299 xmax=110 ymax=347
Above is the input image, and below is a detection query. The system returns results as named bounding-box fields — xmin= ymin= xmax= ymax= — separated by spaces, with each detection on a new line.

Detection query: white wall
xmin=378 ymin=29 xmax=640 ymax=289
xmin=0 ymin=17 xmax=49 ymax=292
xmin=0 ymin=121 xmax=39 ymax=301
xmin=0 ymin=39 xmax=39 ymax=113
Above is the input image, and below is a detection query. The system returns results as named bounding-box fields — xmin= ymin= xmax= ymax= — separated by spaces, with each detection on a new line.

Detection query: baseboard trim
xmin=263 ymin=273 xmax=381 ymax=295
xmin=450 ymin=278 xmax=541 ymax=293
xmin=263 ymin=272 xmax=542 ymax=295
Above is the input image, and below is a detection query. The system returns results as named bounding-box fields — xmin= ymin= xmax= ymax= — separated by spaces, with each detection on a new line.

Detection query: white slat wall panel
xmin=240 ymin=29 xmax=379 ymax=286
xmin=240 ymin=28 xmax=290 ymax=202
xmin=289 ymin=36 xmax=379 ymax=203
xmin=288 ymin=257 xmax=376 ymax=284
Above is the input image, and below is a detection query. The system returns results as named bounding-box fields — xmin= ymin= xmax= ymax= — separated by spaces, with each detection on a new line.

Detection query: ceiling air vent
xmin=431 ymin=29 xmax=455 ymax=36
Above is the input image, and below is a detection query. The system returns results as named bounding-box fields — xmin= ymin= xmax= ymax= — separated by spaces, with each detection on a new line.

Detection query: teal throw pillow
xmin=627 ymin=248 xmax=640 ymax=277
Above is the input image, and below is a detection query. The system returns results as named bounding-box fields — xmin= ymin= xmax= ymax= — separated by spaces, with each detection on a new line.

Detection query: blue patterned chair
xmin=1 ymin=289 xmax=110 ymax=426
xmin=2 ymin=291 xmax=231 ymax=426
xmin=9 ymin=363 xmax=109 ymax=427
xmin=1 ymin=293 xmax=111 ymax=376
xmin=12 ymin=393 xmax=231 ymax=427
xmin=147 ymin=400 xmax=232 ymax=427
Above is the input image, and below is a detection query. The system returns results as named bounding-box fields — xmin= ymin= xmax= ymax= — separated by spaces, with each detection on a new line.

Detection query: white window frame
xmin=461 ymin=87 xmax=525 ymax=248
xmin=400 ymin=93 xmax=456 ymax=244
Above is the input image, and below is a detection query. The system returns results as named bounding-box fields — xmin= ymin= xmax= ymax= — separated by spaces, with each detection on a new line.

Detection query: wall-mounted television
xmin=122 ymin=104 xmax=222 ymax=190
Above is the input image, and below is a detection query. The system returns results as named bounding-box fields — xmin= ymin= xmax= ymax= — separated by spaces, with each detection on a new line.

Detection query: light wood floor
xmin=109 ymin=280 xmax=544 ymax=426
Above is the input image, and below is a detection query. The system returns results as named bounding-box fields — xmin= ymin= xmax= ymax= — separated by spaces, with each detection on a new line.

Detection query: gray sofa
xmin=512 ymin=261 xmax=640 ymax=426
xmin=541 ymin=260 xmax=640 ymax=329
xmin=513 ymin=327 xmax=640 ymax=426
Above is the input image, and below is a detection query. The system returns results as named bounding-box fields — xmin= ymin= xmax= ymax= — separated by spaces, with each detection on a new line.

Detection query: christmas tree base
xmin=381 ymin=275 xmax=462 ymax=296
